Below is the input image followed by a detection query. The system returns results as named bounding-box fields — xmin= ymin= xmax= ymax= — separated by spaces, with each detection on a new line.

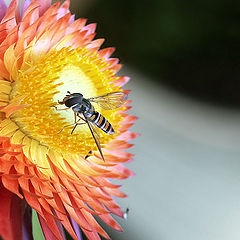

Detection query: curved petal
xmin=21 ymin=0 xmax=31 ymax=16
xmin=70 ymin=216 xmax=83 ymax=240
xmin=22 ymin=204 xmax=33 ymax=240
xmin=0 ymin=0 xmax=7 ymax=21
xmin=39 ymin=0 xmax=51 ymax=16
xmin=37 ymin=212 xmax=66 ymax=240
xmin=0 ymin=182 xmax=23 ymax=240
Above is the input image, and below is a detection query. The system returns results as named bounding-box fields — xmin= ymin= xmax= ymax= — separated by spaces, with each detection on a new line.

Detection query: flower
xmin=0 ymin=0 xmax=137 ymax=240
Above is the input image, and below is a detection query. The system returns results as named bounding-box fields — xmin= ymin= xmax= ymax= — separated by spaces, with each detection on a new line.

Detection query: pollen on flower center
xmin=9 ymin=47 xmax=122 ymax=156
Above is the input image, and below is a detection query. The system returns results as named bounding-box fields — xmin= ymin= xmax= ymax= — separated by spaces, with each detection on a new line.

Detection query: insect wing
xmin=83 ymin=114 xmax=105 ymax=161
xmin=88 ymin=92 xmax=128 ymax=110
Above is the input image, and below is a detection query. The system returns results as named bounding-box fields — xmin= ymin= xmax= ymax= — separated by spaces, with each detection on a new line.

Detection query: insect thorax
xmin=72 ymin=98 xmax=94 ymax=114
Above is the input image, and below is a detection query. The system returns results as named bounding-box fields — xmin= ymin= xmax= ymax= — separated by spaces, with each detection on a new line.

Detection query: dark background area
xmin=74 ymin=0 xmax=240 ymax=107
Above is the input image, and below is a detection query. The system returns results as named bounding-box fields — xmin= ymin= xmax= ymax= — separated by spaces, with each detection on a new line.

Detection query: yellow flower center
xmin=9 ymin=47 xmax=122 ymax=156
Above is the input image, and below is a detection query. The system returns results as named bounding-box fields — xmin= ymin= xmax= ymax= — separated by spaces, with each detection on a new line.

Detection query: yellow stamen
xmin=8 ymin=47 xmax=123 ymax=157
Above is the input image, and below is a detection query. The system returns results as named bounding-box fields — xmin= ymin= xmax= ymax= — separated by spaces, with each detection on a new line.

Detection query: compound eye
xmin=63 ymin=96 xmax=69 ymax=102
xmin=65 ymin=96 xmax=82 ymax=107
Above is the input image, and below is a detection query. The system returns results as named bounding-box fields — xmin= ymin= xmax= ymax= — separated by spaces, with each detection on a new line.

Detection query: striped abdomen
xmin=87 ymin=111 xmax=115 ymax=134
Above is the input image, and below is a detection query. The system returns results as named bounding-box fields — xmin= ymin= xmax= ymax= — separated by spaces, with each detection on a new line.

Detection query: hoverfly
xmin=55 ymin=91 xmax=128 ymax=161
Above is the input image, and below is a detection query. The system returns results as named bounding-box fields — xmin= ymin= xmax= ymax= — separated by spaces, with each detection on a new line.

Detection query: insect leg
xmin=51 ymin=104 xmax=69 ymax=111
xmin=76 ymin=113 xmax=86 ymax=122
xmin=52 ymin=106 xmax=69 ymax=111
xmin=58 ymin=123 xmax=76 ymax=133
xmin=59 ymin=121 xmax=86 ymax=134
xmin=59 ymin=120 xmax=86 ymax=134
xmin=70 ymin=112 xmax=87 ymax=134
xmin=59 ymin=113 xmax=84 ymax=134
xmin=70 ymin=122 xmax=86 ymax=134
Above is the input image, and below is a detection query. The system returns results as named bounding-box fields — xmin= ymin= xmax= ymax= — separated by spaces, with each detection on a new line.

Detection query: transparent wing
xmin=83 ymin=114 xmax=105 ymax=161
xmin=88 ymin=91 xmax=128 ymax=110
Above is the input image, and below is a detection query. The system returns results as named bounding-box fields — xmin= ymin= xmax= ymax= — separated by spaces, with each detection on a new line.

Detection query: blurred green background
xmin=72 ymin=0 xmax=240 ymax=106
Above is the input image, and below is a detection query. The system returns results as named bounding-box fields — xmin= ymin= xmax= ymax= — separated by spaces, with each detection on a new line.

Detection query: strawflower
xmin=0 ymin=0 xmax=137 ymax=239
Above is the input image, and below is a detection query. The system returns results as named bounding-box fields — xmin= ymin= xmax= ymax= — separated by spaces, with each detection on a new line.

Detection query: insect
xmin=123 ymin=208 xmax=129 ymax=220
xmin=84 ymin=150 xmax=93 ymax=160
xmin=55 ymin=91 xmax=128 ymax=161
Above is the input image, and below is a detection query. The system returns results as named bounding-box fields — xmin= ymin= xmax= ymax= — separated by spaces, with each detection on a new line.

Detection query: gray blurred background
xmin=16 ymin=0 xmax=240 ymax=239
xmin=71 ymin=1 xmax=240 ymax=239
xmin=71 ymin=1 xmax=240 ymax=240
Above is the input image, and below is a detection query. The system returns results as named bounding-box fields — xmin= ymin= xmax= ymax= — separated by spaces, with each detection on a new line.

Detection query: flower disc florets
xmin=11 ymin=47 xmax=123 ymax=157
